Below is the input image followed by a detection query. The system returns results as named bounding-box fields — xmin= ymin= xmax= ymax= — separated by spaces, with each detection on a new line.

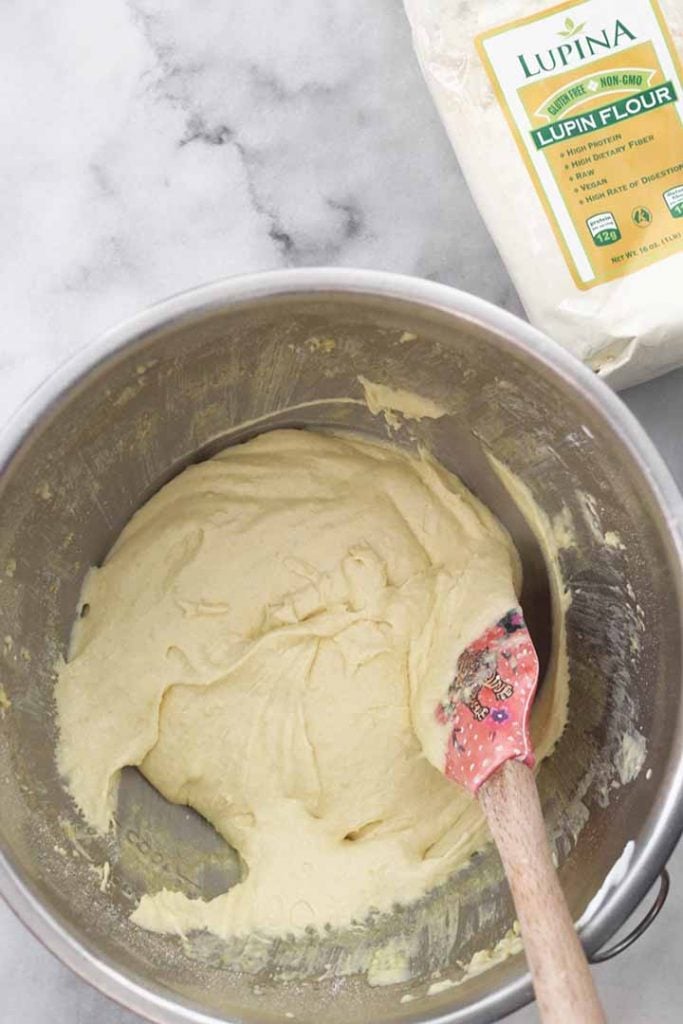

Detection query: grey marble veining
xmin=0 ymin=0 xmax=518 ymax=425
xmin=1 ymin=0 xmax=681 ymax=1021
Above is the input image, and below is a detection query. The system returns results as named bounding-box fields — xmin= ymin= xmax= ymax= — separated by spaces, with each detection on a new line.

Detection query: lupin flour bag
xmin=403 ymin=0 xmax=683 ymax=387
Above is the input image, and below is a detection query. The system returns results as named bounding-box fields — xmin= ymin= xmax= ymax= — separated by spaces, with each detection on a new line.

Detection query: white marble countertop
xmin=1 ymin=1 xmax=681 ymax=1021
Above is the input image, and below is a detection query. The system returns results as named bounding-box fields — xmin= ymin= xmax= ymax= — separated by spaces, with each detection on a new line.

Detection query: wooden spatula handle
xmin=479 ymin=760 xmax=605 ymax=1024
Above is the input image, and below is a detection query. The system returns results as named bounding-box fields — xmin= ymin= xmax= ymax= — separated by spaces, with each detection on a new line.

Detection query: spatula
xmin=436 ymin=608 xmax=605 ymax=1023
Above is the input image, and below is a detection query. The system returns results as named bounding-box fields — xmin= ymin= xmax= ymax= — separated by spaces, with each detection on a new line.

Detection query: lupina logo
xmin=517 ymin=18 xmax=636 ymax=79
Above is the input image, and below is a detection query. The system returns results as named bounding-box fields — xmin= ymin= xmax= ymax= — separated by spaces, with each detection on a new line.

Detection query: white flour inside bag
xmin=403 ymin=0 xmax=683 ymax=388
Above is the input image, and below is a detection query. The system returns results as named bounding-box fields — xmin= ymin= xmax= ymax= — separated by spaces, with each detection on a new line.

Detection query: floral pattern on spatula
xmin=436 ymin=608 xmax=538 ymax=792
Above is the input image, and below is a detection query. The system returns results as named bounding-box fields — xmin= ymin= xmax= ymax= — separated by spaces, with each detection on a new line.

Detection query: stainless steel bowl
xmin=1 ymin=269 xmax=682 ymax=1024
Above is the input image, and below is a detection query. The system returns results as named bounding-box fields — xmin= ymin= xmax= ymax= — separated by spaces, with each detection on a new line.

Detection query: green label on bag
xmin=531 ymin=81 xmax=677 ymax=148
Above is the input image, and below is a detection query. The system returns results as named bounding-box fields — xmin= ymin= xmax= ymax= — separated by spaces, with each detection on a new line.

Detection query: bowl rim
xmin=1 ymin=267 xmax=682 ymax=1024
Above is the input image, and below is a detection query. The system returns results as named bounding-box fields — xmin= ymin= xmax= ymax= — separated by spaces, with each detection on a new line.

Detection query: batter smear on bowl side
xmin=56 ymin=429 xmax=567 ymax=941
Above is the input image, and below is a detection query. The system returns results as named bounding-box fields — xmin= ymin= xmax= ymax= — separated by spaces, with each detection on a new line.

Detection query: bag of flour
xmin=403 ymin=0 xmax=683 ymax=388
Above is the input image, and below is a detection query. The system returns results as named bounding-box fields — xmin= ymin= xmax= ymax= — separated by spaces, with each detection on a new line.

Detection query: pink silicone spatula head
xmin=436 ymin=607 xmax=539 ymax=792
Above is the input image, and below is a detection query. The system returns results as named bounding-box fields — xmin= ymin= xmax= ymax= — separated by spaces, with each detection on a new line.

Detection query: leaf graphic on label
xmin=558 ymin=16 xmax=586 ymax=38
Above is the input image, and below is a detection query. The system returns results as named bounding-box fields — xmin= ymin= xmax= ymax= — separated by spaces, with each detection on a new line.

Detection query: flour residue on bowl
xmin=398 ymin=922 xmax=523 ymax=1003
xmin=0 ymin=683 xmax=11 ymax=717
xmin=614 ymin=731 xmax=647 ymax=786
xmin=358 ymin=375 xmax=447 ymax=429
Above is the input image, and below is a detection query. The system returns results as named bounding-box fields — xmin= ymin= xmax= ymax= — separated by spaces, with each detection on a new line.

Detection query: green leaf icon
xmin=558 ymin=15 xmax=586 ymax=37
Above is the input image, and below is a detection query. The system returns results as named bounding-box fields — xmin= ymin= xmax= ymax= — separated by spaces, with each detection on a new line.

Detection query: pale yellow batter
xmin=56 ymin=429 xmax=563 ymax=941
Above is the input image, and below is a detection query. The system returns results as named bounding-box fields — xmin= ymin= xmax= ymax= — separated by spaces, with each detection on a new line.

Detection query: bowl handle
xmin=589 ymin=869 xmax=670 ymax=963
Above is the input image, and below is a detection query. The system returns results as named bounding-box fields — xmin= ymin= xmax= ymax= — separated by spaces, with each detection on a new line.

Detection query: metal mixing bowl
xmin=1 ymin=269 xmax=682 ymax=1024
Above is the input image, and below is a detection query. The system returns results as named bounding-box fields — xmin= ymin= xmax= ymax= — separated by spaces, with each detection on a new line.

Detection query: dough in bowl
xmin=56 ymin=429 xmax=564 ymax=940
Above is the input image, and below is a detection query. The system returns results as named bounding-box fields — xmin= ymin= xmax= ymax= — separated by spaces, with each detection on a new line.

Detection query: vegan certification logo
xmin=631 ymin=205 xmax=653 ymax=227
